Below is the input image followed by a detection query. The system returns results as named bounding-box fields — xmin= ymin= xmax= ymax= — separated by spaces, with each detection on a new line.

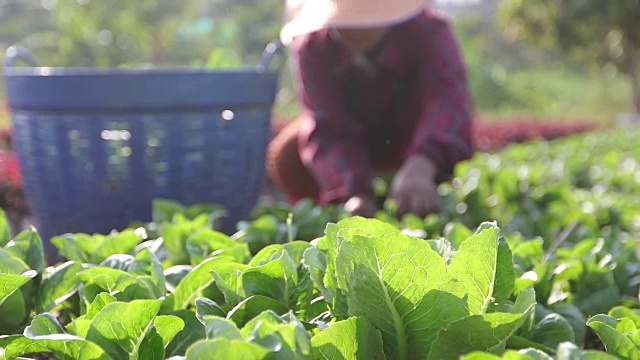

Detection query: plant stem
xmin=286 ymin=212 xmax=294 ymax=243
xmin=544 ymin=220 xmax=580 ymax=260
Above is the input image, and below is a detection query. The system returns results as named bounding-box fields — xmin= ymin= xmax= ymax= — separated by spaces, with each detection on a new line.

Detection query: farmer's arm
xmin=406 ymin=14 xmax=474 ymax=180
xmin=390 ymin=13 xmax=474 ymax=217
xmin=292 ymin=36 xmax=373 ymax=205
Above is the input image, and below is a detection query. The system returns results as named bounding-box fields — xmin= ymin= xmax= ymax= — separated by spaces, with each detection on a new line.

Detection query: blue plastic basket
xmin=3 ymin=44 xmax=283 ymax=260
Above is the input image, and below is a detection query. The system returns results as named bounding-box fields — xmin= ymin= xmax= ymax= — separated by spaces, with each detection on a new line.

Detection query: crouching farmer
xmin=268 ymin=0 xmax=474 ymax=218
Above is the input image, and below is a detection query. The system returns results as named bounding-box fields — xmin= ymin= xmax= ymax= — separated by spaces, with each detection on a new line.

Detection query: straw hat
xmin=281 ymin=0 xmax=429 ymax=45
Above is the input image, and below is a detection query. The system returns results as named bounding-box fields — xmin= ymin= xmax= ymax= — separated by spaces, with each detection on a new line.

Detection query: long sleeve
xmin=292 ymin=36 xmax=373 ymax=204
xmin=406 ymin=15 xmax=474 ymax=181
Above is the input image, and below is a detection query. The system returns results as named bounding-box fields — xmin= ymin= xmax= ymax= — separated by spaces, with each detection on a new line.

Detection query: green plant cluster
xmin=432 ymin=129 xmax=640 ymax=243
xmin=1 ymin=129 xmax=640 ymax=359
xmin=0 ymin=216 xmax=632 ymax=359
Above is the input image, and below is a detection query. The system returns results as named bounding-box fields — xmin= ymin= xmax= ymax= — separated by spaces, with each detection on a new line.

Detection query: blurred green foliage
xmin=498 ymin=0 xmax=640 ymax=113
xmin=0 ymin=0 xmax=281 ymax=68
xmin=48 ymin=0 xmax=200 ymax=67
xmin=453 ymin=14 xmax=630 ymax=121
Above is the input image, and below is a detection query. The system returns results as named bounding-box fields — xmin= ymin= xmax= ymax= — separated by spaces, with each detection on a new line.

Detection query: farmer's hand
xmin=344 ymin=194 xmax=377 ymax=218
xmin=390 ymin=154 xmax=440 ymax=218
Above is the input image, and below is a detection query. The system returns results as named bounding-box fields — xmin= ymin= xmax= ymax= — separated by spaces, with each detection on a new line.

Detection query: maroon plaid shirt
xmin=292 ymin=9 xmax=474 ymax=204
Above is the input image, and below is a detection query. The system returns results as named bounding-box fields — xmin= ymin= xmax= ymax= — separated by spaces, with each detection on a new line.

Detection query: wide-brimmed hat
xmin=281 ymin=0 xmax=429 ymax=45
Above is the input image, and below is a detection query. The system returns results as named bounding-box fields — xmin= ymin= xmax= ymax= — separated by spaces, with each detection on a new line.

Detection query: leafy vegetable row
xmin=0 ymin=215 xmax=636 ymax=359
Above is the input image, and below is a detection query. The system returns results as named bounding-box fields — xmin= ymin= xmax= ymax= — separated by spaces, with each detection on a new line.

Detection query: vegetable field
xmin=1 ymin=129 xmax=640 ymax=359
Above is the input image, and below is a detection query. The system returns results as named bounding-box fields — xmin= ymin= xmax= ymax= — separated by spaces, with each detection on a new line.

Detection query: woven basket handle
xmin=257 ymin=41 xmax=286 ymax=73
xmin=5 ymin=46 xmax=38 ymax=68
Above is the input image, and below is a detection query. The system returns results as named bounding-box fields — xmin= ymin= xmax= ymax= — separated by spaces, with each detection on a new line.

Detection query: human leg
xmin=266 ymin=117 xmax=321 ymax=203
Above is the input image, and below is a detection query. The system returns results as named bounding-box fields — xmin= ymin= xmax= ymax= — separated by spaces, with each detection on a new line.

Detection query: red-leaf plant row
xmin=472 ymin=117 xmax=600 ymax=152
xmin=269 ymin=117 xmax=600 ymax=153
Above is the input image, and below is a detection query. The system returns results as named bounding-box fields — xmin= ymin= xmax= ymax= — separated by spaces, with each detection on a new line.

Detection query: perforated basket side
xmin=11 ymin=108 xmax=271 ymax=258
